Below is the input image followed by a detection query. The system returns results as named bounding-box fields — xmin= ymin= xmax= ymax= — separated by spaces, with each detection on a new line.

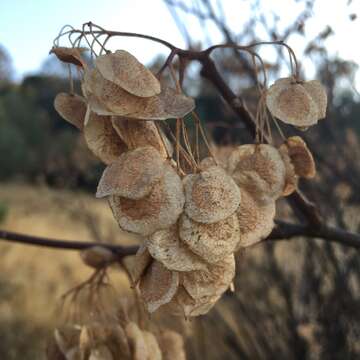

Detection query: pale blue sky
xmin=1 ymin=0 xmax=359 ymax=83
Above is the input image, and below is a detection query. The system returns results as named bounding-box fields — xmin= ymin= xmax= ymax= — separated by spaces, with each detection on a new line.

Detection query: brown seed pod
xmin=179 ymin=213 xmax=240 ymax=264
xmin=228 ymin=144 xmax=286 ymax=202
xmin=125 ymin=322 xmax=149 ymax=360
xmin=142 ymin=331 xmax=162 ymax=360
xmin=139 ymin=261 xmax=179 ymax=313
xmin=112 ymin=117 xmax=173 ymax=159
xmin=80 ymin=246 xmax=115 ymax=269
xmin=182 ymin=255 xmax=235 ymax=300
xmin=158 ymin=330 xmax=186 ymax=360
xmin=84 ymin=111 xmax=127 ymax=164
xmin=302 ymin=80 xmax=327 ymax=119
xmin=96 ymin=50 xmax=161 ymax=97
xmin=96 ymin=146 xmax=165 ymax=199
xmin=109 ymin=163 xmax=184 ymax=236
xmin=184 ymin=166 xmax=241 ymax=224
xmin=266 ymin=77 xmax=319 ymax=127
xmin=54 ymin=93 xmax=87 ymax=130
xmin=50 ymin=46 xmax=87 ymax=67
xmin=147 ymin=223 xmax=208 ymax=272
xmin=284 ymin=136 xmax=316 ymax=178
xmin=236 ymin=189 xmax=276 ymax=248
xmin=278 ymin=144 xmax=298 ymax=196
xmin=199 ymin=157 xmax=218 ymax=171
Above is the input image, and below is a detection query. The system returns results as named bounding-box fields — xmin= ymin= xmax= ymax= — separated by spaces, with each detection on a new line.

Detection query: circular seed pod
xmin=84 ymin=111 xmax=127 ymax=164
xmin=179 ymin=213 xmax=240 ymax=264
xmin=184 ymin=166 xmax=241 ymax=224
xmin=96 ymin=50 xmax=161 ymax=97
xmin=139 ymin=261 xmax=179 ymax=313
xmin=158 ymin=330 xmax=186 ymax=360
xmin=142 ymin=331 xmax=162 ymax=360
xmin=228 ymin=144 xmax=286 ymax=202
xmin=54 ymin=93 xmax=87 ymax=130
xmin=80 ymin=246 xmax=115 ymax=269
xmin=109 ymin=163 xmax=184 ymax=236
xmin=182 ymin=255 xmax=235 ymax=300
xmin=199 ymin=157 xmax=218 ymax=171
xmin=302 ymin=80 xmax=327 ymax=119
xmin=266 ymin=77 xmax=319 ymax=127
xmin=278 ymin=143 xmax=298 ymax=196
xmin=50 ymin=46 xmax=87 ymax=67
xmin=125 ymin=322 xmax=148 ymax=360
xmin=147 ymin=223 xmax=208 ymax=272
xmin=236 ymin=189 xmax=276 ymax=248
xmin=96 ymin=146 xmax=165 ymax=199
xmin=284 ymin=136 xmax=316 ymax=178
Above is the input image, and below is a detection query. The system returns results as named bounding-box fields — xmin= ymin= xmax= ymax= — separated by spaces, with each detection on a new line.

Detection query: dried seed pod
xmin=80 ymin=246 xmax=115 ymax=269
xmin=228 ymin=144 xmax=286 ymax=202
xmin=142 ymin=331 xmax=162 ymax=360
xmin=158 ymin=330 xmax=186 ymax=360
xmin=109 ymin=164 xmax=185 ymax=236
xmin=236 ymin=189 xmax=276 ymax=248
xmin=278 ymin=144 xmax=298 ymax=196
xmin=184 ymin=166 xmax=241 ymax=224
xmin=112 ymin=117 xmax=173 ymax=159
xmin=54 ymin=93 xmax=87 ymax=130
xmin=139 ymin=261 xmax=179 ymax=313
xmin=96 ymin=146 xmax=165 ymax=199
xmin=147 ymin=223 xmax=208 ymax=272
xmin=179 ymin=213 xmax=240 ymax=264
xmin=182 ymin=255 xmax=235 ymax=300
xmin=89 ymin=346 xmax=114 ymax=360
xmin=125 ymin=322 xmax=149 ymax=360
xmin=266 ymin=77 xmax=319 ymax=127
xmin=50 ymin=46 xmax=87 ymax=67
xmin=96 ymin=50 xmax=161 ymax=97
xmin=199 ymin=157 xmax=218 ymax=171
xmin=84 ymin=111 xmax=127 ymax=164
xmin=284 ymin=136 xmax=316 ymax=178
xmin=302 ymin=80 xmax=327 ymax=119
xmin=54 ymin=327 xmax=80 ymax=356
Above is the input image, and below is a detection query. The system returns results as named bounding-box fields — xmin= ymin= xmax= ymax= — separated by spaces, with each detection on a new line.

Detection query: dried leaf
xmin=50 ymin=46 xmax=87 ymax=67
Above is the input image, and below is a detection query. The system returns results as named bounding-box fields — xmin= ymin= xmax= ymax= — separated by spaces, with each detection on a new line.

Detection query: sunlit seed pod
xmin=284 ymin=136 xmax=316 ymax=179
xmin=142 ymin=331 xmax=162 ymax=360
xmin=236 ymin=189 xmax=276 ymax=249
xmin=147 ymin=223 xmax=208 ymax=272
xmin=80 ymin=246 xmax=115 ymax=269
xmin=109 ymin=164 xmax=185 ymax=236
xmin=266 ymin=77 xmax=319 ymax=127
xmin=50 ymin=46 xmax=87 ymax=67
xmin=278 ymin=144 xmax=298 ymax=196
xmin=182 ymin=255 xmax=235 ymax=300
xmin=158 ymin=330 xmax=186 ymax=360
xmin=179 ymin=213 xmax=240 ymax=264
xmin=83 ymin=110 xmax=127 ymax=164
xmin=125 ymin=322 xmax=149 ymax=360
xmin=228 ymin=144 xmax=286 ymax=202
xmin=89 ymin=346 xmax=114 ymax=360
xmin=184 ymin=166 xmax=241 ymax=224
xmin=112 ymin=117 xmax=173 ymax=159
xmin=139 ymin=261 xmax=179 ymax=313
xmin=54 ymin=93 xmax=87 ymax=130
xmin=96 ymin=50 xmax=161 ymax=97
xmin=302 ymin=80 xmax=327 ymax=119
xmin=96 ymin=146 xmax=165 ymax=199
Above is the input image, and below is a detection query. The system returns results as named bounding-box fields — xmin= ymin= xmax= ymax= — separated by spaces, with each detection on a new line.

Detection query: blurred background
xmin=1 ymin=0 xmax=360 ymax=359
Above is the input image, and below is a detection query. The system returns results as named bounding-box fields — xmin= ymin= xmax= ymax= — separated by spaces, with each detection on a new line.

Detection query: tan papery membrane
xmin=50 ymin=46 xmax=87 ymax=67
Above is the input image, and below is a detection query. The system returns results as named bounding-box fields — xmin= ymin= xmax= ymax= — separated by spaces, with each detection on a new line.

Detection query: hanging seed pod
xmin=139 ymin=261 xmax=179 ymax=313
xmin=199 ymin=157 xmax=219 ymax=171
xmin=266 ymin=77 xmax=320 ymax=127
xmin=302 ymin=80 xmax=327 ymax=119
xmin=184 ymin=166 xmax=241 ymax=224
xmin=179 ymin=213 xmax=240 ymax=264
xmin=84 ymin=110 xmax=127 ymax=164
xmin=50 ymin=46 xmax=87 ymax=67
xmin=142 ymin=331 xmax=162 ymax=360
xmin=96 ymin=50 xmax=161 ymax=97
xmin=147 ymin=223 xmax=208 ymax=272
xmin=54 ymin=93 xmax=87 ymax=130
xmin=158 ymin=330 xmax=187 ymax=360
xmin=283 ymin=136 xmax=316 ymax=178
xmin=236 ymin=189 xmax=276 ymax=248
xmin=80 ymin=246 xmax=115 ymax=269
xmin=278 ymin=144 xmax=298 ymax=196
xmin=125 ymin=322 xmax=149 ymax=360
xmin=96 ymin=146 xmax=165 ymax=199
xmin=109 ymin=163 xmax=185 ymax=236
xmin=182 ymin=255 xmax=235 ymax=300
xmin=228 ymin=144 xmax=286 ymax=202
xmin=112 ymin=117 xmax=173 ymax=159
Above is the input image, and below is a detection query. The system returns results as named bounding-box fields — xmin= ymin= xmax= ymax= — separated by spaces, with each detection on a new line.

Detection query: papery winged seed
xmin=96 ymin=50 xmax=161 ymax=97
xmin=139 ymin=261 xmax=179 ymax=313
xmin=109 ymin=163 xmax=184 ymax=236
xmin=278 ymin=144 xmax=298 ymax=196
xmin=147 ymin=223 xmax=208 ymax=272
xmin=184 ymin=166 xmax=241 ymax=224
xmin=142 ymin=331 xmax=162 ymax=360
xmin=236 ymin=189 xmax=275 ymax=249
xmin=54 ymin=93 xmax=87 ymax=130
xmin=158 ymin=330 xmax=186 ymax=360
xmin=96 ymin=146 xmax=165 ymax=199
xmin=124 ymin=322 xmax=149 ymax=360
xmin=50 ymin=46 xmax=87 ymax=67
xmin=302 ymin=80 xmax=327 ymax=119
xmin=84 ymin=111 xmax=127 ymax=164
xmin=179 ymin=212 xmax=240 ymax=264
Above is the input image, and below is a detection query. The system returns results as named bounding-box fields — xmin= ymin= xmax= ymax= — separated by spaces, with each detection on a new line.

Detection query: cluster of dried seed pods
xmin=47 ymin=321 xmax=186 ymax=360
